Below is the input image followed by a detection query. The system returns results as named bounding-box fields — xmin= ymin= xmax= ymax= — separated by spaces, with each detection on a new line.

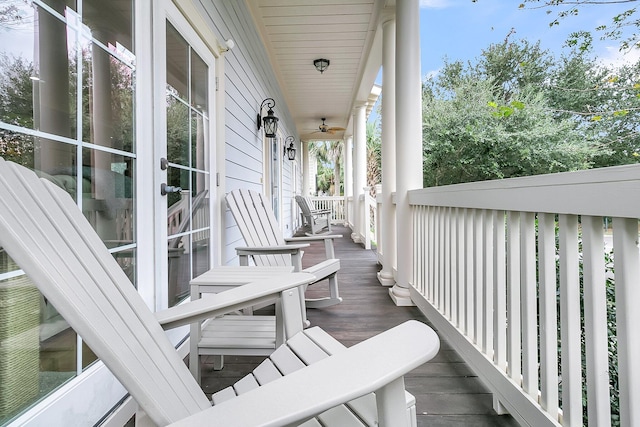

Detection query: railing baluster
xmin=538 ymin=212 xmax=559 ymax=420
xmin=423 ymin=205 xmax=430 ymax=298
xmin=444 ymin=207 xmax=452 ymax=320
xmin=431 ymin=206 xmax=438 ymax=306
xmin=493 ymin=210 xmax=507 ymax=372
xmin=465 ymin=208 xmax=474 ymax=338
xmin=521 ymin=211 xmax=538 ymax=398
xmin=559 ymin=214 xmax=583 ymax=427
xmin=412 ymin=206 xmax=420 ymax=295
xmin=439 ymin=206 xmax=446 ymax=312
xmin=426 ymin=205 xmax=434 ymax=301
xmin=417 ymin=205 xmax=424 ymax=296
xmin=482 ymin=209 xmax=494 ymax=357
xmin=612 ymin=217 xmax=640 ymax=427
xmin=450 ymin=207 xmax=459 ymax=326
xmin=474 ymin=209 xmax=483 ymax=348
xmin=458 ymin=208 xmax=466 ymax=331
xmin=582 ymin=215 xmax=611 ymax=427
xmin=507 ymin=211 xmax=522 ymax=383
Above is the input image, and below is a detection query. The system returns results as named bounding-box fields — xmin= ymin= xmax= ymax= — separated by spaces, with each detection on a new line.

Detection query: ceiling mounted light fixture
xmin=257 ymin=98 xmax=279 ymax=138
xmin=313 ymin=58 xmax=330 ymax=74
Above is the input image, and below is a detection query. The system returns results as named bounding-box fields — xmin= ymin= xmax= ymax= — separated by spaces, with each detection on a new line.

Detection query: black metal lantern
xmin=284 ymin=136 xmax=296 ymax=161
xmin=257 ymin=98 xmax=279 ymax=138
xmin=313 ymin=58 xmax=330 ymax=74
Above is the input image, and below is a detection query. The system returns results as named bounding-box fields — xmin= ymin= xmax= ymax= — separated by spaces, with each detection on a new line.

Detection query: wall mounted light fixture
xmin=257 ymin=98 xmax=279 ymax=138
xmin=313 ymin=58 xmax=330 ymax=74
xmin=284 ymin=136 xmax=296 ymax=161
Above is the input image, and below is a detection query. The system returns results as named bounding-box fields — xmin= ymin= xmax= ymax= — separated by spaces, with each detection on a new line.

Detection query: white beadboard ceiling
xmin=247 ymin=0 xmax=389 ymax=141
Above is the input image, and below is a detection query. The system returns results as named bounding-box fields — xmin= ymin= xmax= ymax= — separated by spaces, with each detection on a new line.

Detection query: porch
xmin=200 ymin=225 xmax=518 ymax=427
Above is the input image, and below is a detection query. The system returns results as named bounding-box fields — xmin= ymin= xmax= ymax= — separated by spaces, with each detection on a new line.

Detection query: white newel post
xmin=378 ymin=16 xmax=397 ymax=287
xmin=391 ymin=0 xmax=421 ymax=306
xmin=344 ymin=135 xmax=353 ymax=226
xmin=352 ymin=105 xmax=367 ymax=244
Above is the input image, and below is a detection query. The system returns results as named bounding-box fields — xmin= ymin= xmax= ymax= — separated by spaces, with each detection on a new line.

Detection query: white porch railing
xmin=310 ymin=193 xmax=378 ymax=249
xmin=308 ymin=196 xmax=346 ymax=224
xmin=405 ymin=165 xmax=640 ymax=427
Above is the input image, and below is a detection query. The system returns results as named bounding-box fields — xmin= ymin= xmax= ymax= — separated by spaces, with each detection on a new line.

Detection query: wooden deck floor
xmin=200 ymin=225 xmax=519 ymax=426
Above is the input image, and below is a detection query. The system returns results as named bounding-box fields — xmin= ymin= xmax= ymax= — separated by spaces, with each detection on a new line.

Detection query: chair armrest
xmin=285 ymin=235 xmax=341 ymax=243
xmin=285 ymin=236 xmax=341 ymax=259
xmin=236 ymin=243 xmax=309 ymax=254
xmin=156 ymin=273 xmax=315 ymax=329
xmin=167 ymin=320 xmax=440 ymax=427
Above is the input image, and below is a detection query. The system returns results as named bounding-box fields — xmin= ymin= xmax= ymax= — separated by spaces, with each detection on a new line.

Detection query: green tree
xmin=366 ymin=121 xmax=381 ymax=196
xmin=546 ymin=47 xmax=640 ymax=167
xmin=310 ymin=140 xmax=343 ymax=195
xmin=422 ymin=40 xmax=597 ymax=187
xmin=519 ymin=0 xmax=640 ymax=52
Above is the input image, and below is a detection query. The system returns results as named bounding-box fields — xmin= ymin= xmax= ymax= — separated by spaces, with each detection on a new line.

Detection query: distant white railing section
xmin=407 ymin=165 xmax=640 ymax=427
xmin=310 ymin=192 xmax=378 ymax=248
xmin=308 ymin=196 xmax=346 ymax=224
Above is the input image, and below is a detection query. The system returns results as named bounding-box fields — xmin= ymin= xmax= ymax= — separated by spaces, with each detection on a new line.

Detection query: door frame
xmin=151 ymin=0 xmax=219 ymax=313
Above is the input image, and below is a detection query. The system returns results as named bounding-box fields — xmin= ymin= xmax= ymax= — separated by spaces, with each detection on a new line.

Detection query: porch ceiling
xmin=246 ymin=0 xmax=391 ymax=141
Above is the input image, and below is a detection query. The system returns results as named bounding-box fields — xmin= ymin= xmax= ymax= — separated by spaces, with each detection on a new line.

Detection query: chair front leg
xmin=323 ymin=239 xmax=336 ymax=259
xmin=376 ymin=376 xmax=410 ymax=427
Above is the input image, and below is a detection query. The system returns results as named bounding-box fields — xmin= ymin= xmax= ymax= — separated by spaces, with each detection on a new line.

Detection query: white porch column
xmin=302 ymin=140 xmax=311 ymax=195
xmin=343 ymin=135 xmax=353 ymax=226
xmin=352 ymin=104 xmax=367 ymax=243
xmin=391 ymin=0 xmax=421 ymax=306
xmin=378 ymin=16 xmax=397 ymax=287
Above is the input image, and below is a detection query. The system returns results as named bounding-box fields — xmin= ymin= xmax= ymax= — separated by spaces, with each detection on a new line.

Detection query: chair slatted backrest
xmin=0 ymin=159 xmax=210 ymax=426
xmin=225 ymin=189 xmax=291 ymax=267
xmin=295 ymin=195 xmax=313 ymax=219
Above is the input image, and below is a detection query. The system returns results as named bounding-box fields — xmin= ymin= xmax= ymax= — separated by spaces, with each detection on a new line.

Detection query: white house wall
xmin=193 ymin=0 xmax=301 ymax=264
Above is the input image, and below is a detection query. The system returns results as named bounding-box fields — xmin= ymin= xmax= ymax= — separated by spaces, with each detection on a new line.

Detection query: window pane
xmin=82 ymin=41 xmax=134 ymax=151
xmin=166 ymin=23 xmax=188 ymax=102
xmin=168 ymin=236 xmax=189 ymax=307
xmin=0 ymin=3 xmax=77 ymax=139
xmin=192 ymin=171 xmax=209 ymax=230
xmin=40 ymin=0 xmax=76 ymax=14
xmin=81 ymin=0 xmax=133 ymax=55
xmin=192 ymin=228 xmax=209 ymax=279
xmin=111 ymin=247 xmax=136 ymax=287
xmin=191 ymin=111 xmax=206 ymax=171
xmin=167 ymin=95 xmax=189 ymax=166
xmin=81 ymin=148 xmax=135 ymax=245
xmin=190 ymin=50 xmax=207 ymax=114
xmin=0 ymin=253 xmax=76 ymax=424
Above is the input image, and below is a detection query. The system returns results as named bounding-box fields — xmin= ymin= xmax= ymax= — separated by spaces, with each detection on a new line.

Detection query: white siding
xmin=194 ymin=0 xmax=302 ymax=260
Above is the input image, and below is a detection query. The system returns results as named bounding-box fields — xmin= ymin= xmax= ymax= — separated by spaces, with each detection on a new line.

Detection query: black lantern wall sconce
xmin=257 ymin=98 xmax=279 ymax=138
xmin=284 ymin=136 xmax=296 ymax=161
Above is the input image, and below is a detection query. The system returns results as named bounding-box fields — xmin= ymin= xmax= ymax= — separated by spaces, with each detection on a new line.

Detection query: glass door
xmin=155 ymin=0 xmax=215 ymax=308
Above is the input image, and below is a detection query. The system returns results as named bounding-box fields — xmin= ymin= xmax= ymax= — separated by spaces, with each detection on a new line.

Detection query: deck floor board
xmin=200 ymin=225 xmax=519 ymax=426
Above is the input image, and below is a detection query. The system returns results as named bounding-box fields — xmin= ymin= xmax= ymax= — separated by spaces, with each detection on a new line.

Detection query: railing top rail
xmin=409 ymin=164 xmax=640 ymax=218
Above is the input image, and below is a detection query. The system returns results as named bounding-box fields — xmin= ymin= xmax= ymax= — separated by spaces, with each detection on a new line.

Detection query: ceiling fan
xmin=313 ymin=118 xmax=346 ymax=135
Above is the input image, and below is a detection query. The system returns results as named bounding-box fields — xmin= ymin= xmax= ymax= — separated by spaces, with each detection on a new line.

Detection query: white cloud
xmin=424 ymin=68 xmax=441 ymax=80
xmin=597 ymin=46 xmax=640 ymax=68
xmin=420 ymin=0 xmax=451 ymax=9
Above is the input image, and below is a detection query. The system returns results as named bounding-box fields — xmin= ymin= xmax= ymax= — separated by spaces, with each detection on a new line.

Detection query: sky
xmin=419 ymin=0 xmax=639 ymax=75
xmin=369 ymin=0 xmax=639 ymax=123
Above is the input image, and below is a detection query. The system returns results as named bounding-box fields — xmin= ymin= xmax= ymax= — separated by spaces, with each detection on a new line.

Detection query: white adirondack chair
xmin=295 ymin=195 xmax=332 ymax=235
xmin=0 ymin=158 xmax=441 ymax=427
xmin=226 ymin=189 xmax=342 ymax=308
